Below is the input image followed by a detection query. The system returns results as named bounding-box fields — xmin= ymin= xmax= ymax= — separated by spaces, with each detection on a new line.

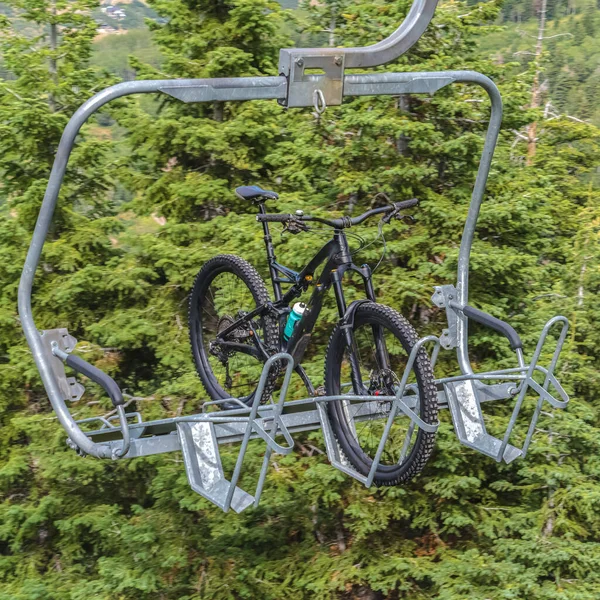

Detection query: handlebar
xmin=256 ymin=213 xmax=292 ymax=223
xmin=256 ymin=198 xmax=419 ymax=229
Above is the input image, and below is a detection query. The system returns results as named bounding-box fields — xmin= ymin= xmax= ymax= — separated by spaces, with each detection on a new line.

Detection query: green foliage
xmin=90 ymin=28 xmax=163 ymax=81
xmin=482 ymin=0 xmax=600 ymax=126
xmin=0 ymin=0 xmax=600 ymax=598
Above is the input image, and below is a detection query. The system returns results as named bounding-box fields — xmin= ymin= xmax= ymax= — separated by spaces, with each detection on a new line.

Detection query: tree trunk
xmin=213 ymin=102 xmax=224 ymax=122
xmin=577 ymin=259 xmax=587 ymax=307
xmin=396 ymin=94 xmax=410 ymax=156
xmin=329 ymin=10 xmax=336 ymax=47
xmin=48 ymin=2 xmax=58 ymax=113
xmin=526 ymin=0 xmax=547 ymax=165
xmin=348 ymin=192 xmax=357 ymax=215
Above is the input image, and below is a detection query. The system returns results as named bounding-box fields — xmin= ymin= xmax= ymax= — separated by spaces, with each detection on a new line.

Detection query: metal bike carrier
xmin=17 ymin=0 xmax=570 ymax=512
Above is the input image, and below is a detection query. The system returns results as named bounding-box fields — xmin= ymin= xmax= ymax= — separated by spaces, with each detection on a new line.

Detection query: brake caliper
xmin=368 ymin=368 xmax=397 ymax=414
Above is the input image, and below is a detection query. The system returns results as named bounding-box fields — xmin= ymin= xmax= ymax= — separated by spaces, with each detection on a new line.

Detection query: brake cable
xmin=372 ymin=219 xmax=387 ymax=274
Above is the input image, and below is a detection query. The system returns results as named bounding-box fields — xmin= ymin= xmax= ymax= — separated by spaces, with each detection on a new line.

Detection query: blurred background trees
xmin=0 ymin=0 xmax=599 ymax=598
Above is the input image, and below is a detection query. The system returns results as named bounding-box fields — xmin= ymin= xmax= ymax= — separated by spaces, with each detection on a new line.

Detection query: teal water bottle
xmin=283 ymin=302 xmax=306 ymax=340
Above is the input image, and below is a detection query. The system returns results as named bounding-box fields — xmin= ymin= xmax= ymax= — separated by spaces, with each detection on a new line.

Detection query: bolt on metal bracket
xmin=431 ymin=285 xmax=459 ymax=350
xmin=40 ymin=328 xmax=85 ymax=402
xmin=279 ymin=0 xmax=439 ymax=107
xmin=279 ymin=51 xmax=345 ymax=108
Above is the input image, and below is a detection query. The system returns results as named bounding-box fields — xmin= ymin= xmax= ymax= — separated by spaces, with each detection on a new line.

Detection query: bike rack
xmin=17 ymin=0 xmax=570 ymax=512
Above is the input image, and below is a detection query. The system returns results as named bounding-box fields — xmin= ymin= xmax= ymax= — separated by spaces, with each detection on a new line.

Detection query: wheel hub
xmin=368 ymin=368 xmax=397 ymax=396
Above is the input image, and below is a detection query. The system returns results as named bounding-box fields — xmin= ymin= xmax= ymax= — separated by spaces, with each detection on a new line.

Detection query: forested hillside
xmin=87 ymin=0 xmax=600 ymax=124
xmin=484 ymin=0 xmax=600 ymax=125
xmin=1 ymin=0 xmax=600 ymax=598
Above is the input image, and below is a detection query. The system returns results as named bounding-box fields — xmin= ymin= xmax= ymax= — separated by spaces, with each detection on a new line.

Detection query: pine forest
xmin=0 ymin=0 xmax=599 ymax=598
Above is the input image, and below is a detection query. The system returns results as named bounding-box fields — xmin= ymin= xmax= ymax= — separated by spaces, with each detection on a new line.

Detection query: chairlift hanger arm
xmin=17 ymin=0 xmax=497 ymax=462
xmin=280 ymin=0 xmax=439 ymax=69
xmin=279 ymin=0 xmax=439 ymax=107
xmin=18 ymin=70 xmax=501 ymax=459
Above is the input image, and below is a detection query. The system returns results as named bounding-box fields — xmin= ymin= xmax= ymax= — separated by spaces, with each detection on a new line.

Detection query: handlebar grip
xmin=256 ymin=214 xmax=293 ymax=223
xmin=65 ymin=354 xmax=124 ymax=407
xmin=394 ymin=198 xmax=419 ymax=210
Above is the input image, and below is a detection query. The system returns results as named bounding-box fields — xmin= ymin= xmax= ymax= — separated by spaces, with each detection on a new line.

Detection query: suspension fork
xmin=358 ymin=263 xmax=391 ymax=377
xmin=332 ymin=268 xmax=367 ymax=394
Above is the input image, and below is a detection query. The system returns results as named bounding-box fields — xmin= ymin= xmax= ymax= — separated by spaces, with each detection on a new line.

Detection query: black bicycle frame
xmin=215 ymin=203 xmax=389 ymax=393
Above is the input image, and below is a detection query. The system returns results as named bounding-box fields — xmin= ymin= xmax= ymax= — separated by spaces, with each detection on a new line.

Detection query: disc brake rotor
xmin=368 ymin=368 xmax=398 ymax=414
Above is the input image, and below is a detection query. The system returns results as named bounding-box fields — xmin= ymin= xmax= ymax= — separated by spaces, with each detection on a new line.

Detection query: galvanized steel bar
xmin=17 ymin=77 xmax=285 ymax=459
xmin=364 ymin=335 xmax=440 ymax=487
xmin=280 ymin=0 xmax=439 ymax=70
xmin=18 ymin=70 xmax=501 ymax=459
xmin=496 ymin=316 xmax=569 ymax=460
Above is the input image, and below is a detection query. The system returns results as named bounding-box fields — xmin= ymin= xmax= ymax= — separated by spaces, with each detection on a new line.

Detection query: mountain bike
xmin=188 ymin=185 xmax=438 ymax=485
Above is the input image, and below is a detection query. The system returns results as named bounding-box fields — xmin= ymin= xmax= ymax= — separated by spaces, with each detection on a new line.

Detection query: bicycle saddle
xmin=235 ymin=185 xmax=279 ymax=202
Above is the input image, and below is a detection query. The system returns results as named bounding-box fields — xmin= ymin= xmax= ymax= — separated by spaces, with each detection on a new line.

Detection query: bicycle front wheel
xmin=324 ymin=302 xmax=438 ymax=486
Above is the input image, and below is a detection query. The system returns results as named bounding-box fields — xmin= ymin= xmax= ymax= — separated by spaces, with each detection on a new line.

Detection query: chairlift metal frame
xmin=18 ymin=0 xmax=570 ymax=513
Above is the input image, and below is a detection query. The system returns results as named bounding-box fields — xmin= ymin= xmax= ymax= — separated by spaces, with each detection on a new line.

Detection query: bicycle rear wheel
xmin=324 ymin=302 xmax=438 ymax=486
xmin=188 ymin=254 xmax=278 ymax=407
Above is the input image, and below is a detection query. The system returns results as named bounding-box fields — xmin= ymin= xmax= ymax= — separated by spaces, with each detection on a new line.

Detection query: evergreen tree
xmin=1 ymin=0 xmax=600 ymax=598
xmin=0 ymin=3 xmax=133 ymax=597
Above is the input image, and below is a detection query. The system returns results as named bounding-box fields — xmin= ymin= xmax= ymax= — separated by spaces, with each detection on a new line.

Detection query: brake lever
xmin=381 ymin=210 xmax=415 ymax=225
xmin=381 ymin=208 xmax=400 ymax=224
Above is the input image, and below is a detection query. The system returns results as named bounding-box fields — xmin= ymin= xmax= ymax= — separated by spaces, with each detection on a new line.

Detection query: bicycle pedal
xmin=315 ymin=385 xmax=327 ymax=397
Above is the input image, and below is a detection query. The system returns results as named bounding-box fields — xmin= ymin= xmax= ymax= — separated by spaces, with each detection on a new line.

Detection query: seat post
xmin=258 ymin=203 xmax=283 ymax=301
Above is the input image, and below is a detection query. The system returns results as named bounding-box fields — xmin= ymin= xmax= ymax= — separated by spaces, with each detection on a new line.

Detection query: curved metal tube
xmin=18 ymin=70 xmax=501 ymax=458
xmin=454 ymin=74 xmax=503 ymax=375
xmin=348 ymin=0 xmax=439 ymax=67
xmin=17 ymin=77 xmax=286 ymax=459
xmin=344 ymin=71 xmax=504 ymax=375
xmin=497 ymin=315 xmax=569 ymax=460
xmin=281 ymin=0 xmax=439 ymax=68
xmin=113 ymin=405 xmax=131 ymax=458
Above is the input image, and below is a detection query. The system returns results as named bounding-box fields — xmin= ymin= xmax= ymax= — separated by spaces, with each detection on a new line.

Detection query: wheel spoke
xmin=190 ymin=259 xmax=276 ymax=405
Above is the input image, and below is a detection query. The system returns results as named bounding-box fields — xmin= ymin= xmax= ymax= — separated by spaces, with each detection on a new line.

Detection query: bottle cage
xmin=16 ymin=0 xmax=570 ymax=512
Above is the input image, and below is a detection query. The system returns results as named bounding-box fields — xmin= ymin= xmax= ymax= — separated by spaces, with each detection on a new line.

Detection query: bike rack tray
xmin=31 ymin=307 xmax=570 ymax=514
xmin=68 ymin=320 xmax=569 ymax=513
xmin=433 ymin=285 xmax=570 ymax=463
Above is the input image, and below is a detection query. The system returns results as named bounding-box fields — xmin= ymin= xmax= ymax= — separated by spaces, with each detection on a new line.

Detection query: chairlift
xmin=18 ymin=0 xmax=569 ymax=513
